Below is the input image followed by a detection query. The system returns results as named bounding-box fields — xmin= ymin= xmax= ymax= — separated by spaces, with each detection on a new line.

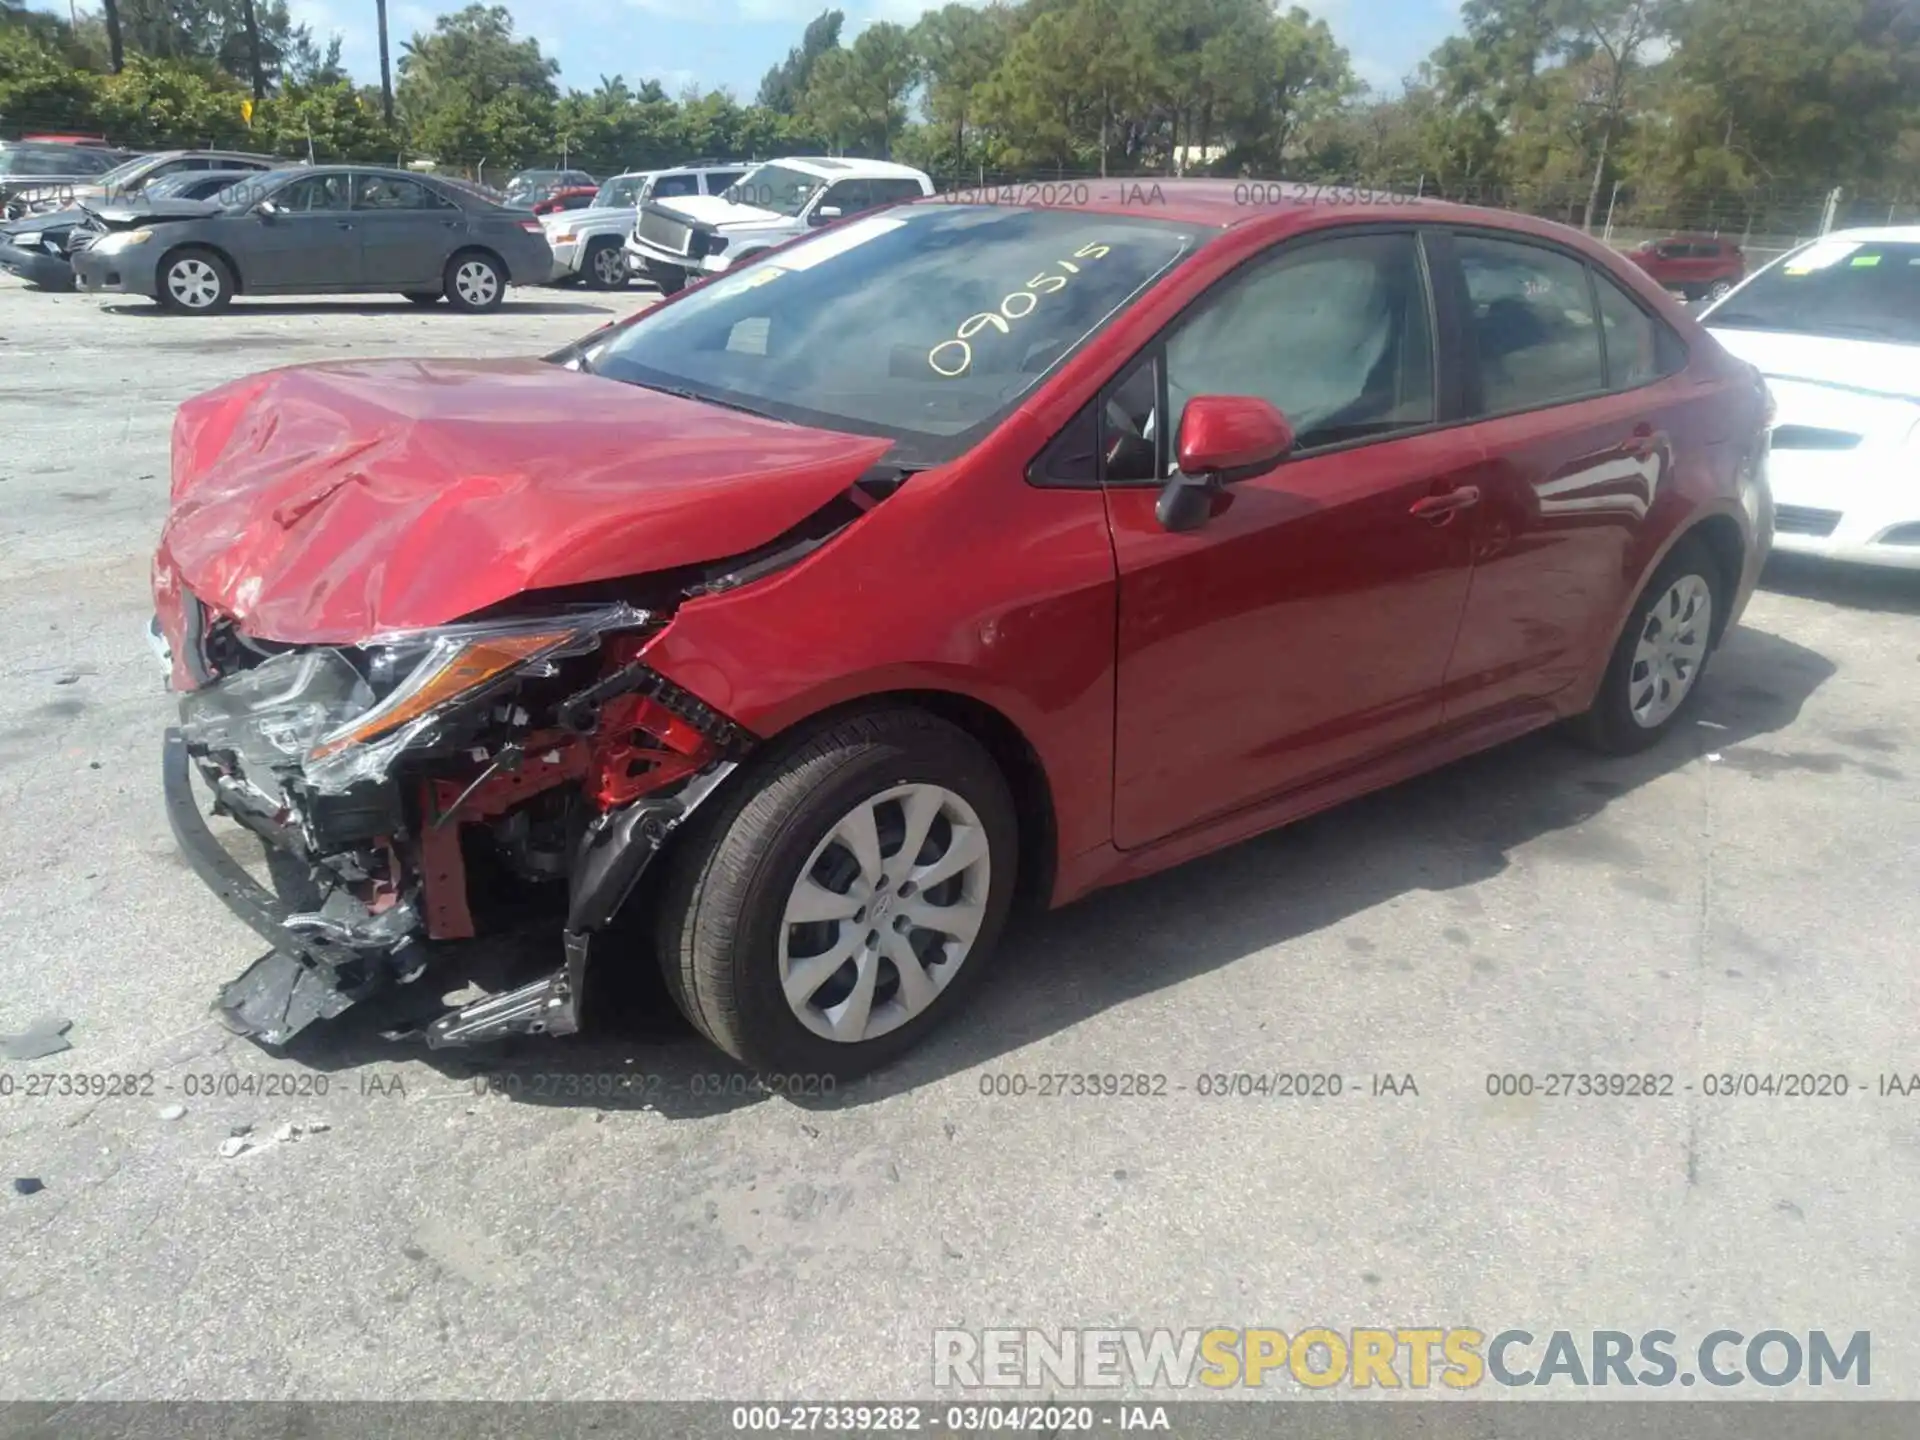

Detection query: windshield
xmin=588 ymin=204 xmax=1209 ymax=464
xmin=1707 ymin=239 xmax=1920 ymax=346
xmin=93 ymin=154 xmax=161 ymax=188
xmin=728 ymin=163 xmax=828 ymax=217
xmin=597 ymin=176 xmax=645 ymax=208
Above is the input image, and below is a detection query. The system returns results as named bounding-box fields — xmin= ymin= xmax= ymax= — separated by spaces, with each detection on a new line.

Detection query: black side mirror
xmin=1155 ymin=472 xmax=1221 ymax=533
xmin=1154 ymin=395 xmax=1296 ymax=533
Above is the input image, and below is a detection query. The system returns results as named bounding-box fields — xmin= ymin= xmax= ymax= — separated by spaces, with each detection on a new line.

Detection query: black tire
xmin=402 ymin=290 xmax=442 ymax=305
xmin=1570 ymin=537 xmax=1724 ymax=754
xmin=648 ymin=261 xmax=686 ymax=295
xmin=443 ymin=249 xmax=506 ymax=313
xmin=581 ymin=236 xmax=627 ymax=289
xmin=653 ymin=709 xmax=1019 ymax=1078
xmin=155 ymin=246 xmax=234 ymax=314
xmin=1706 ymin=279 xmax=1734 ymax=302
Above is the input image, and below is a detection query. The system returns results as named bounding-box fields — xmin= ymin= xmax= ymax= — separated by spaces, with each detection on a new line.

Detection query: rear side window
xmin=1458 ymin=234 xmax=1605 ymax=414
xmin=1593 ymin=271 xmax=1684 ymax=390
xmin=871 ymin=178 xmax=927 ymax=204
xmin=703 ymin=170 xmax=747 ymax=193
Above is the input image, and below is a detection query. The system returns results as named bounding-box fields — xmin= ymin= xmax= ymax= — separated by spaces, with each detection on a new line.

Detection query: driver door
xmin=246 ymin=172 xmax=359 ymax=291
xmin=1096 ymin=229 xmax=1484 ymax=849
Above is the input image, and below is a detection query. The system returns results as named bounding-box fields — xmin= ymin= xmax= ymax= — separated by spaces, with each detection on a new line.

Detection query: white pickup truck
xmin=625 ymin=156 xmax=933 ymax=293
xmin=544 ymin=164 xmax=749 ymax=288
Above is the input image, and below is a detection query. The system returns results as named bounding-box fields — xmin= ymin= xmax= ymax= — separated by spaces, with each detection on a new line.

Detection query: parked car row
xmin=1 ymin=157 xmax=556 ymax=313
xmin=534 ymin=156 xmax=936 ymax=292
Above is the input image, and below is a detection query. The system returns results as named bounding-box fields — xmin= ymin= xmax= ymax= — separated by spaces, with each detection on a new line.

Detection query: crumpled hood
xmin=160 ymin=357 xmax=895 ymax=644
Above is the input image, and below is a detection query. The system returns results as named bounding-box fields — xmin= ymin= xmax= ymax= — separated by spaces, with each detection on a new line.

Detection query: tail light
xmin=518 ymin=219 xmax=543 ymax=234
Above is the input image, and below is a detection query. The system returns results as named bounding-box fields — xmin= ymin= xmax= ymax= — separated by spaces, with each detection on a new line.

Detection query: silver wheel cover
xmin=454 ymin=259 xmax=499 ymax=306
xmin=167 ymin=257 xmax=221 ymax=309
xmin=1630 ymin=573 xmax=1712 ymax=728
xmin=592 ymin=244 xmax=624 ymax=285
xmin=778 ymin=783 xmax=992 ymax=1044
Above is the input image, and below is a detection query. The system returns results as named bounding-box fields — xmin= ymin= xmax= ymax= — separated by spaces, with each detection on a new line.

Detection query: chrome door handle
xmin=1410 ymin=486 xmax=1482 ymax=522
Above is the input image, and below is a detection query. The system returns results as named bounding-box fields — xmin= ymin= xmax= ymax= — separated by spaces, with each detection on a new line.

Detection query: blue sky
xmin=37 ymin=0 xmax=1464 ymax=105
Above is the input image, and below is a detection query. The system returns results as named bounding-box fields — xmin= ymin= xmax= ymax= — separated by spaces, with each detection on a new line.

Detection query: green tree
xmin=757 ymin=8 xmax=843 ymax=114
xmin=801 ymin=20 xmax=915 ymax=157
xmin=395 ymin=3 xmax=559 ymax=170
xmin=912 ymin=3 xmax=1013 ymax=175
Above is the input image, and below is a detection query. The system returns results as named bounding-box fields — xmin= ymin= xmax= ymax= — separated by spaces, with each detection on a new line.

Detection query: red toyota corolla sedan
xmin=153 ymin=182 xmax=1774 ymax=1075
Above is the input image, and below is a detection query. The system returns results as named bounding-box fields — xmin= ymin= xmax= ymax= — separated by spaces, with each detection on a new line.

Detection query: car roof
xmin=768 ymin=155 xmax=930 ymax=181
xmin=914 ymin=177 xmax=1609 ymax=239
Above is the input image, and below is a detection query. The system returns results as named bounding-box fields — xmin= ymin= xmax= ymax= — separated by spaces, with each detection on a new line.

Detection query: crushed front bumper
xmin=165 ymin=725 xmax=738 ymax=1049
xmin=0 ymin=239 xmax=74 ymax=289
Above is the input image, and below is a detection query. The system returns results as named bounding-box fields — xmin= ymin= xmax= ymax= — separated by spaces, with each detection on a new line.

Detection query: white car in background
xmin=625 ymin=156 xmax=932 ymax=294
xmin=546 ymin=164 xmax=749 ymax=289
xmin=1701 ymin=226 xmax=1920 ymax=567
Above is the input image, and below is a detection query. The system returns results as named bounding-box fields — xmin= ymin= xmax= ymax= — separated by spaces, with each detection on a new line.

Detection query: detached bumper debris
xmin=0 ymin=1017 xmax=73 ymax=1062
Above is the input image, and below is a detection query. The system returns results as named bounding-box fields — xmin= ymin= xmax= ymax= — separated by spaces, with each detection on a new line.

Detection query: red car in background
xmin=154 ymin=183 xmax=1773 ymax=1076
xmin=532 ymin=185 xmax=601 ymax=216
xmin=1627 ymin=233 xmax=1746 ymax=301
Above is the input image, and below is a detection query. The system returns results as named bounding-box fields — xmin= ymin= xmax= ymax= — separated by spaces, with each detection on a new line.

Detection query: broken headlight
xmin=180 ymin=604 xmax=653 ymax=794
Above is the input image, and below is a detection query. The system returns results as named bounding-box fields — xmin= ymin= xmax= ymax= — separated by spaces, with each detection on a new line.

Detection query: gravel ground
xmin=2 ymin=275 xmax=1918 ymax=1403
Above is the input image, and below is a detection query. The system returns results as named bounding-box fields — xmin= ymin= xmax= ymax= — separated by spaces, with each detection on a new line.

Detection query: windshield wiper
xmin=633 ymin=381 xmax=780 ymax=420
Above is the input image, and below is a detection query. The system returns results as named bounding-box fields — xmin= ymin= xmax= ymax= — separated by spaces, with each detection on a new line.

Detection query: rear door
xmin=244 ymin=171 xmax=358 ymax=290
xmin=351 ymin=172 xmax=466 ymax=288
xmin=1438 ymin=230 xmax=1690 ymax=718
xmin=1098 ymin=227 xmax=1483 ymax=848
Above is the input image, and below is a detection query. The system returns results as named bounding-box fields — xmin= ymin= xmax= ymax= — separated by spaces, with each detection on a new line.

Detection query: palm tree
xmin=376 ymin=0 xmax=394 ymax=123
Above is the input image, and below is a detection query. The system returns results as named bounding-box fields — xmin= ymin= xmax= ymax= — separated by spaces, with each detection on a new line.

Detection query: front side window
xmin=1707 ymin=239 xmax=1920 ymax=346
xmin=1459 ymin=234 xmax=1605 ymax=414
xmin=652 ymin=174 xmax=699 ymax=199
xmin=1164 ymin=231 xmax=1436 ymax=453
xmin=589 ymin=204 xmax=1209 ymax=464
xmin=274 ymin=173 xmax=353 ymax=211
xmin=818 ymin=180 xmax=874 ymax=217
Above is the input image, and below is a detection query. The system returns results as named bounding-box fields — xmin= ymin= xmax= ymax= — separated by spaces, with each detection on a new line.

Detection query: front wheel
xmin=1705 ymin=279 xmax=1734 ymax=302
xmin=156 ymin=247 xmax=234 ymax=314
xmin=1571 ymin=538 xmax=1723 ymax=754
xmin=654 ymin=710 xmax=1018 ymax=1078
xmin=582 ymin=237 xmax=627 ymax=289
xmin=647 ymin=261 xmax=686 ymax=295
xmin=444 ymin=251 xmax=506 ymax=312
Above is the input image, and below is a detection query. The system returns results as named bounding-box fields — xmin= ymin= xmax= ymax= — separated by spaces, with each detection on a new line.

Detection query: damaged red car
xmin=155 ymin=183 xmax=1773 ymax=1077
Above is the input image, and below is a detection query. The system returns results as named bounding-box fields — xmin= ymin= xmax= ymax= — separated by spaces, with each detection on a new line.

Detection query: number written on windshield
xmin=928 ymin=241 xmax=1110 ymax=378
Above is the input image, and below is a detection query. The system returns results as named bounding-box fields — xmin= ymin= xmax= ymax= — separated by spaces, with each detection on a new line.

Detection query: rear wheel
xmin=156 ymin=247 xmax=234 ymax=314
xmin=443 ymin=250 xmax=506 ymax=313
xmin=653 ymin=709 xmax=1018 ymax=1078
xmin=1705 ymin=278 xmax=1734 ymax=302
xmin=1571 ymin=538 xmax=1723 ymax=754
xmin=582 ymin=237 xmax=628 ymax=289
